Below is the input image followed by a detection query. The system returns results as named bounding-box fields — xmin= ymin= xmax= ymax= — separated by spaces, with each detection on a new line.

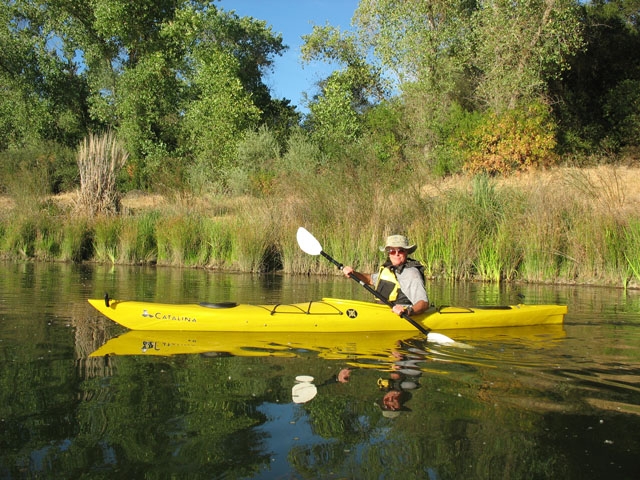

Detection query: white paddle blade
xmin=292 ymin=382 xmax=318 ymax=404
xmin=297 ymin=227 xmax=323 ymax=256
xmin=426 ymin=332 xmax=456 ymax=345
xmin=427 ymin=332 xmax=473 ymax=349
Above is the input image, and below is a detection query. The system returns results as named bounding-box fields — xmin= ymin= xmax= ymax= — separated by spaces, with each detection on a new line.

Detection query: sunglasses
xmin=386 ymin=248 xmax=406 ymax=255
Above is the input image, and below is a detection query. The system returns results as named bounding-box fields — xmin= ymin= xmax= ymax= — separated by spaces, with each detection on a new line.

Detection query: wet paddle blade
xmin=426 ymin=332 xmax=473 ymax=348
xmin=297 ymin=227 xmax=323 ymax=256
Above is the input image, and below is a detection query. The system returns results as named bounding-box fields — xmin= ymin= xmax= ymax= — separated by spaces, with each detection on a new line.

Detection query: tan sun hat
xmin=379 ymin=235 xmax=417 ymax=254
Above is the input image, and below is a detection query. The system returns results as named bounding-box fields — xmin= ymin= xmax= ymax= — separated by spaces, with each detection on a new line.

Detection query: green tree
xmin=0 ymin=0 xmax=90 ymax=149
xmin=0 ymin=1 xmax=293 ymax=191
xmin=352 ymin=0 xmax=475 ymax=167
xmin=550 ymin=0 xmax=640 ymax=154
xmin=305 ymin=75 xmax=360 ymax=156
xmin=183 ymin=49 xmax=261 ymax=191
xmin=301 ymin=24 xmax=387 ymax=157
xmin=472 ymin=0 xmax=584 ymax=112
xmin=352 ymin=0 xmax=585 ymax=171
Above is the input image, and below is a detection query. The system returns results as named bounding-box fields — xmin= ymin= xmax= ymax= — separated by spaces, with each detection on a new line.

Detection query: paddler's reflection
xmin=292 ymin=340 xmax=426 ymax=409
xmin=311 ymin=367 xmax=353 ymax=387
xmin=376 ymin=371 xmax=419 ymax=418
xmin=374 ymin=340 xmax=423 ymax=417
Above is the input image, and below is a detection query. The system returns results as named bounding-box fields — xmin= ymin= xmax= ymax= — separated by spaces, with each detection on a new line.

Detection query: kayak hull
xmin=88 ymin=297 xmax=567 ymax=333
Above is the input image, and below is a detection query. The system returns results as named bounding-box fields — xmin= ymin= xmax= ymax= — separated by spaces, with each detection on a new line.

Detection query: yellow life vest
xmin=374 ymin=260 xmax=425 ymax=304
xmin=374 ymin=265 xmax=402 ymax=302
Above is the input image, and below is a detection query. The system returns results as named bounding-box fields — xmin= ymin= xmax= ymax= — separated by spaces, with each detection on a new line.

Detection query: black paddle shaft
xmin=320 ymin=251 xmax=430 ymax=335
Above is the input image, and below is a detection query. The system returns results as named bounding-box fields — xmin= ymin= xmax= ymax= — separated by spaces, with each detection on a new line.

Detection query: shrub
xmin=603 ymin=79 xmax=640 ymax=149
xmin=0 ymin=142 xmax=76 ymax=206
xmin=278 ymin=128 xmax=324 ymax=176
xmin=232 ymin=126 xmax=281 ymax=196
xmin=463 ymin=101 xmax=558 ymax=175
xmin=429 ymin=103 xmax=483 ymax=176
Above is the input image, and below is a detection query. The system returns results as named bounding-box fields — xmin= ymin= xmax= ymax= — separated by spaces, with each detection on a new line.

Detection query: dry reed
xmin=77 ymin=131 xmax=129 ymax=215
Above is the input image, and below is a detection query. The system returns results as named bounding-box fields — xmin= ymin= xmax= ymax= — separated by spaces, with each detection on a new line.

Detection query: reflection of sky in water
xmin=29 ymin=439 xmax=72 ymax=472
xmin=28 ymin=439 xmax=117 ymax=472
xmin=253 ymin=402 xmax=324 ymax=479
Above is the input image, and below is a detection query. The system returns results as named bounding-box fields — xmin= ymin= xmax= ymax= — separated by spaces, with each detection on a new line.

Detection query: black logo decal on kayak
xmin=141 ymin=309 xmax=197 ymax=323
xmin=346 ymin=309 xmax=358 ymax=319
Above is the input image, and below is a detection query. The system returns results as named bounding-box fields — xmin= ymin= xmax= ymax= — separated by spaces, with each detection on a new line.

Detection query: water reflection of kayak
xmin=88 ymin=296 xmax=567 ymax=333
xmin=89 ymin=330 xmax=418 ymax=360
xmin=89 ymin=325 xmax=566 ymax=360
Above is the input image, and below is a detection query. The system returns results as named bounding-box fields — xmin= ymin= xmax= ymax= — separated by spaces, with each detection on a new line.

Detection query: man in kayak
xmin=342 ymin=234 xmax=430 ymax=317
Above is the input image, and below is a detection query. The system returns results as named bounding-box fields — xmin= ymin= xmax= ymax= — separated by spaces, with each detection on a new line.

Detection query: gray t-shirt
xmin=372 ymin=266 xmax=429 ymax=306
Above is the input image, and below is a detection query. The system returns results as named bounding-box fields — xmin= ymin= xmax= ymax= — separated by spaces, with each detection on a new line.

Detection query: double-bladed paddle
xmin=296 ymin=227 xmax=455 ymax=344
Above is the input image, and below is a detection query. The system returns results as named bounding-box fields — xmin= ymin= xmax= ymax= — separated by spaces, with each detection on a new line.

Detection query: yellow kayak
xmin=88 ymin=296 xmax=567 ymax=333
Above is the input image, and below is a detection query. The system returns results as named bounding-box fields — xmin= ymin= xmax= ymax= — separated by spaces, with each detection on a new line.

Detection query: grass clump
xmin=155 ymin=214 xmax=206 ymax=267
xmin=624 ymin=219 xmax=640 ymax=286
xmin=60 ymin=219 xmax=92 ymax=262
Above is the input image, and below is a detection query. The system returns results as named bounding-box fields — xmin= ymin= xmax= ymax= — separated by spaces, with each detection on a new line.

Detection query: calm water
xmin=1 ymin=262 xmax=639 ymax=479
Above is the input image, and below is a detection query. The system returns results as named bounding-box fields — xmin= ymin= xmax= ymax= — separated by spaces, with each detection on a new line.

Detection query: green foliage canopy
xmin=0 ymin=0 xmax=292 ymax=189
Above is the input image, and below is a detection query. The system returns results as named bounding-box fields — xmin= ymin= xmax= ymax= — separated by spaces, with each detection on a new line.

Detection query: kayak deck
xmin=88 ymin=296 xmax=567 ymax=333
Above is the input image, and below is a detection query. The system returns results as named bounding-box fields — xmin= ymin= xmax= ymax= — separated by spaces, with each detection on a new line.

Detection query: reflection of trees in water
xmin=75 ymin=355 xmax=282 ymax=477
xmin=74 ymin=305 xmax=116 ymax=379
xmin=284 ymin=348 xmax=578 ymax=480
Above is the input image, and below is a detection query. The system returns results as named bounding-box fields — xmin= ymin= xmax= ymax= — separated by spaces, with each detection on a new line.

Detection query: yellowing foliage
xmin=464 ymin=102 xmax=558 ymax=175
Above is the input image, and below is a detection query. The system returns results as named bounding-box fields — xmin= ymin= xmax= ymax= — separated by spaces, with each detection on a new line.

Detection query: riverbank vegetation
xmin=2 ymin=164 xmax=639 ymax=288
xmin=1 ymin=0 xmax=640 ymax=288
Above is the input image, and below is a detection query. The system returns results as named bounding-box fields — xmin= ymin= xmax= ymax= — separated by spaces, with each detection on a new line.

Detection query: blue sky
xmin=217 ymin=0 xmax=359 ymax=112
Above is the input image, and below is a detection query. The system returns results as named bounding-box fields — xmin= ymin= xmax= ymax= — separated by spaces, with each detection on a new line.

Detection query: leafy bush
xmin=428 ymin=104 xmax=483 ymax=176
xmin=362 ymin=101 xmax=404 ymax=164
xmin=232 ymin=126 xmax=281 ymax=196
xmin=463 ymin=101 xmax=558 ymax=175
xmin=278 ymin=128 xmax=324 ymax=175
xmin=603 ymin=79 xmax=640 ymax=149
xmin=0 ymin=142 xmax=78 ymax=197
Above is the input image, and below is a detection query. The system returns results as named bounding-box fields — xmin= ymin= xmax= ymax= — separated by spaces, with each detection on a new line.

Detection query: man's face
xmin=387 ymin=248 xmax=407 ymax=267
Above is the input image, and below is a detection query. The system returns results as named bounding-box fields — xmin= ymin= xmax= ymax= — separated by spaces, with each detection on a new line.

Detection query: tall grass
xmin=230 ymin=213 xmax=277 ymax=272
xmin=156 ymin=214 xmax=206 ymax=267
xmin=1 ymin=165 xmax=640 ymax=288
xmin=33 ymin=215 xmax=61 ymax=260
xmin=93 ymin=217 xmax=121 ymax=263
xmin=118 ymin=212 xmax=159 ymax=264
xmin=2 ymin=216 xmax=38 ymax=258
xmin=202 ymin=219 xmax=234 ymax=269
xmin=624 ymin=219 xmax=640 ymax=286
xmin=60 ymin=219 xmax=92 ymax=262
